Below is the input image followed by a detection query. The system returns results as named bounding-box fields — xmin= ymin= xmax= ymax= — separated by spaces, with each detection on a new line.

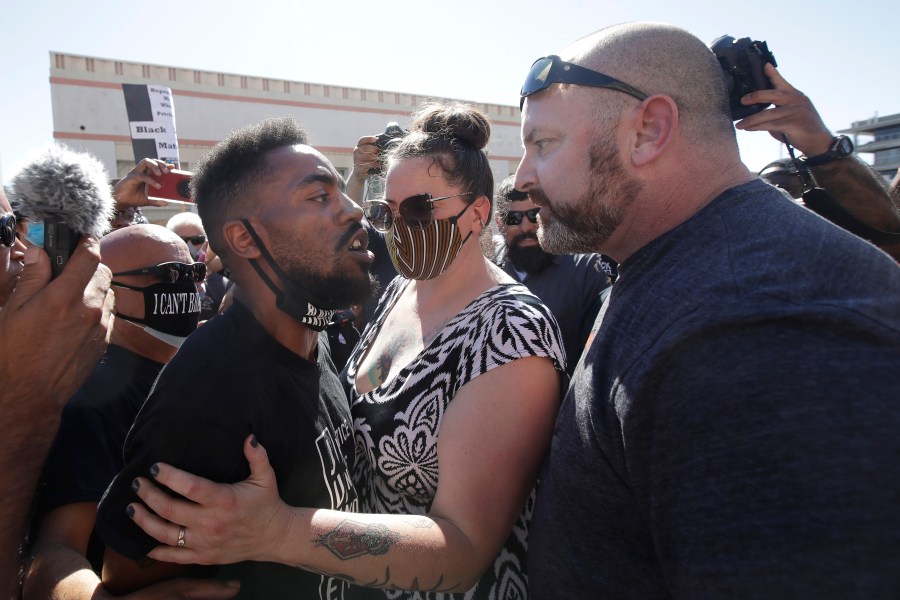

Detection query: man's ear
xmin=628 ymin=95 xmax=678 ymax=167
xmin=223 ymin=219 xmax=261 ymax=259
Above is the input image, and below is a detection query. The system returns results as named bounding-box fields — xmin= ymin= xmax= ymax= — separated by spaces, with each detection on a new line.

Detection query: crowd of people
xmin=1 ymin=20 xmax=898 ymax=600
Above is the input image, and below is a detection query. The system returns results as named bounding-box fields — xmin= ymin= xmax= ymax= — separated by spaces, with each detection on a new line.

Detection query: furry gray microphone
xmin=10 ymin=144 xmax=115 ymax=277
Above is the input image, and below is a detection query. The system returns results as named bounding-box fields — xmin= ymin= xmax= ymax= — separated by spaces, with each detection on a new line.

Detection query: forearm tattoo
xmin=314 ymin=519 xmax=405 ymax=560
xmin=311 ymin=519 xmax=460 ymax=591
xmin=300 ymin=564 xmax=461 ymax=592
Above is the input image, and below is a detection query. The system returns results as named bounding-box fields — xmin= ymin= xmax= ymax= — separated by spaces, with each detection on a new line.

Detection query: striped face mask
xmin=386 ymin=207 xmax=474 ymax=280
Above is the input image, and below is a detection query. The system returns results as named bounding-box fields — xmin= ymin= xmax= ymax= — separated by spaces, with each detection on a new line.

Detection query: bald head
xmin=101 ymin=224 xmax=192 ymax=274
xmin=100 ymin=225 xmax=195 ymax=362
xmin=563 ymin=22 xmax=734 ymax=144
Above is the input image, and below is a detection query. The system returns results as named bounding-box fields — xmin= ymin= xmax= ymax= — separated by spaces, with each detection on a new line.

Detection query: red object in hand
xmin=150 ymin=169 xmax=193 ymax=202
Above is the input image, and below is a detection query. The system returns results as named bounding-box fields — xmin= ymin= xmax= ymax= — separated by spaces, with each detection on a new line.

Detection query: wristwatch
xmin=801 ymin=135 xmax=854 ymax=167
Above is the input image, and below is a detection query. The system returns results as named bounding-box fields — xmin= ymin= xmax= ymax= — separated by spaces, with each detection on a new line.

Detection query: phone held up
xmin=150 ymin=169 xmax=193 ymax=203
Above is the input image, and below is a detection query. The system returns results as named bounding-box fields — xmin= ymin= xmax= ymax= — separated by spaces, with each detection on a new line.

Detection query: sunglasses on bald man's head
xmin=504 ymin=208 xmax=541 ymax=226
xmin=364 ymin=192 xmax=474 ymax=233
xmin=113 ymin=261 xmax=207 ymax=283
xmin=520 ymin=55 xmax=648 ymax=109
xmin=0 ymin=213 xmax=16 ymax=248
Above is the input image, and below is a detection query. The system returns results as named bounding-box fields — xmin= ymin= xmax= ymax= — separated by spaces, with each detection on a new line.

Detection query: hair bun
xmin=411 ymin=102 xmax=490 ymax=150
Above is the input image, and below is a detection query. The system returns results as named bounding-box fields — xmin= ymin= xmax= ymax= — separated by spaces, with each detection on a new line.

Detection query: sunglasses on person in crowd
xmin=181 ymin=235 xmax=206 ymax=246
xmin=520 ymin=55 xmax=648 ymax=109
xmin=113 ymin=261 xmax=207 ymax=283
xmin=0 ymin=213 xmax=16 ymax=247
xmin=364 ymin=192 xmax=474 ymax=233
xmin=504 ymin=208 xmax=541 ymax=226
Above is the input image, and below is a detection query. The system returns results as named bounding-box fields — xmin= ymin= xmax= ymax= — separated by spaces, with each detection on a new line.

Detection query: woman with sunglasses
xmin=339 ymin=102 xmax=565 ymax=598
xmin=126 ymin=102 xmax=564 ymax=600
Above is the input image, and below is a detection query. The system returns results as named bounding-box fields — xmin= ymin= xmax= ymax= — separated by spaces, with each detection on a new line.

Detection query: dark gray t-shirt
xmin=528 ymin=180 xmax=900 ymax=599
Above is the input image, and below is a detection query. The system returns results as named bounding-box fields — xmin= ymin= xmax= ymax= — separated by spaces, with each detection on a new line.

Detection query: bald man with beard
xmin=23 ymin=224 xmax=236 ymax=600
xmin=515 ymin=22 xmax=900 ymax=598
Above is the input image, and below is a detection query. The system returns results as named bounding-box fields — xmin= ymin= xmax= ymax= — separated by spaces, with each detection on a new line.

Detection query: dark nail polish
xmin=250 ymin=435 xmax=258 ymax=448
xmin=150 ymin=464 xmax=159 ymax=478
xmin=126 ymin=505 xmax=135 ymax=519
xmin=131 ymin=478 xmax=140 ymax=492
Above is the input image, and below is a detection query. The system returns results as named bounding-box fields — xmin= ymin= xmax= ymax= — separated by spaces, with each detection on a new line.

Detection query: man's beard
xmin=271 ymin=231 xmax=377 ymax=310
xmin=507 ymin=233 xmax=555 ymax=274
xmin=534 ymin=137 xmax=642 ymax=255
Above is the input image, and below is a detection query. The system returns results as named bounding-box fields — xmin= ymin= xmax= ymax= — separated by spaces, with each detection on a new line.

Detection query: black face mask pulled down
xmin=110 ymin=279 xmax=201 ymax=346
xmin=240 ymin=219 xmax=336 ymax=332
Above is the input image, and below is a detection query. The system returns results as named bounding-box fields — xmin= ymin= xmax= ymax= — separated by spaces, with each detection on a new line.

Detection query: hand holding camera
xmin=347 ymin=122 xmax=407 ymax=202
xmin=734 ymin=63 xmax=833 ymax=157
xmin=358 ymin=122 xmax=407 ymax=176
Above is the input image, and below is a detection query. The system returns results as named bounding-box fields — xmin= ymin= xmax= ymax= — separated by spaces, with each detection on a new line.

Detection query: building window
xmin=874 ymin=148 xmax=900 ymax=166
xmin=874 ymin=125 xmax=900 ymax=141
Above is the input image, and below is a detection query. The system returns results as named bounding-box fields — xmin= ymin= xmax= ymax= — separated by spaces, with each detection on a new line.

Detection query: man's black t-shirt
xmin=96 ymin=301 xmax=360 ymax=600
xmin=34 ymin=344 xmax=164 ymax=571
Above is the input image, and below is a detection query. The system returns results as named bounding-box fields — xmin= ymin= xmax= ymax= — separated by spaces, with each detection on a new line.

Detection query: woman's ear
xmin=472 ymin=195 xmax=492 ymax=230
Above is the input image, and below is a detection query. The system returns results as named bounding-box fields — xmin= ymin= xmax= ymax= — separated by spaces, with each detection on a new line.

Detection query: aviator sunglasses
xmin=0 ymin=213 xmax=16 ymax=247
xmin=504 ymin=208 xmax=541 ymax=226
xmin=365 ymin=192 xmax=474 ymax=233
xmin=520 ymin=55 xmax=648 ymax=109
xmin=113 ymin=261 xmax=207 ymax=284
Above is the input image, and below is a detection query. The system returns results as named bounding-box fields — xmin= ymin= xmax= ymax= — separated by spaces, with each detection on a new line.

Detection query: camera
xmin=44 ymin=216 xmax=78 ymax=279
xmin=374 ymin=122 xmax=406 ymax=151
xmin=149 ymin=169 xmax=193 ymax=203
xmin=368 ymin=123 xmax=407 ymax=176
xmin=710 ymin=35 xmax=777 ymax=121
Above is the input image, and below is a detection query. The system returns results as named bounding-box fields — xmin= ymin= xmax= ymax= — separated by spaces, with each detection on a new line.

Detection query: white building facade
xmin=49 ymin=52 xmax=524 ymax=223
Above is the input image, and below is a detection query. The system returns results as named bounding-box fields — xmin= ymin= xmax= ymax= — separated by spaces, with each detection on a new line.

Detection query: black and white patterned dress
xmin=344 ymin=278 xmax=565 ymax=600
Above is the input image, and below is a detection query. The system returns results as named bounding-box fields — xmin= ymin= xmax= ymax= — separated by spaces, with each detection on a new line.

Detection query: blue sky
xmin=2 ymin=0 xmax=898 ymax=180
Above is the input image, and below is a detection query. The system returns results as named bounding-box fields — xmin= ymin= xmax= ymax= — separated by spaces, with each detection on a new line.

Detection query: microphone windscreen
xmin=10 ymin=144 xmax=115 ymax=238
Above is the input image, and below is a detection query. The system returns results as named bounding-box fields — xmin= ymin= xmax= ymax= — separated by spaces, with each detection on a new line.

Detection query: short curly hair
xmin=190 ymin=116 xmax=309 ymax=258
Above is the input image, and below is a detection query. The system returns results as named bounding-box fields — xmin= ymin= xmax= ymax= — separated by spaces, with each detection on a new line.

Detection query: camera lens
xmin=176 ymin=179 xmax=192 ymax=200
